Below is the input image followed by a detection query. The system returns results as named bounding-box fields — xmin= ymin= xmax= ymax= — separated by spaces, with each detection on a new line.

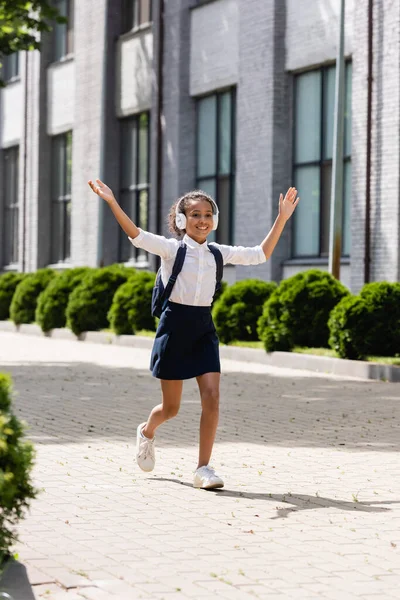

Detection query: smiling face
xmin=184 ymin=198 xmax=215 ymax=244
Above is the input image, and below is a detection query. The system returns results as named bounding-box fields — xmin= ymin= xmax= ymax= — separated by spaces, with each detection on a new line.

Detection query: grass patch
xmin=226 ymin=340 xmax=264 ymax=349
xmin=136 ymin=330 xmax=157 ymax=338
xmin=293 ymin=346 xmax=400 ymax=366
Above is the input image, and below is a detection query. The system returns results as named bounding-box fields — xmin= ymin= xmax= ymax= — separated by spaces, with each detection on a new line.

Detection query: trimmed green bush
xmin=66 ymin=265 xmax=135 ymax=336
xmin=9 ymin=269 xmax=56 ymax=325
xmin=0 ymin=273 xmax=27 ymax=321
xmin=329 ymin=282 xmax=400 ymax=359
xmin=36 ymin=267 xmax=93 ymax=332
xmin=212 ymin=279 xmax=277 ymax=344
xmin=0 ymin=374 xmax=36 ymax=567
xmin=258 ymin=269 xmax=349 ymax=353
xmin=328 ymin=295 xmax=371 ymax=360
xmin=108 ymin=271 xmax=156 ymax=335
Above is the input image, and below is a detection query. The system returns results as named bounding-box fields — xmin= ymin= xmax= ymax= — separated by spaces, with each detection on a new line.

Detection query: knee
xmin=163 ymin=404 xmax=180 ymax=420
xmin=201 ymin=388 xmax=220 ymax=414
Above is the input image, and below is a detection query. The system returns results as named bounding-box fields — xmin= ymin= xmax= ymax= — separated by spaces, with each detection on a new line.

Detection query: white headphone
xmin=175 ymin=196 xmax=219 ymax=231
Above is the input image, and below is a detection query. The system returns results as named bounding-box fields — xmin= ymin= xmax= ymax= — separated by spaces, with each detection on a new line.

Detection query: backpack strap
xmin=161 ymin=241 xmax=187 ymax=309
xmin=208 ymin=243 xmax=224 ymax=300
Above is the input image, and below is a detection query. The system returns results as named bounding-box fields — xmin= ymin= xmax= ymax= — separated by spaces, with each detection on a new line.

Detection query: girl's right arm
xmin=88 ymin=179 xmax=139 ymax=239
xmin=88 ymin=178 xmax=177 ymax=259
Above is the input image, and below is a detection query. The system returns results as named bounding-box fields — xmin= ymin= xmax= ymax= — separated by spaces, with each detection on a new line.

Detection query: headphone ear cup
xmin=212 ymin=214 xmax=219 ymax=230
xmin=176 ymin=212 xmax=187 ymax=230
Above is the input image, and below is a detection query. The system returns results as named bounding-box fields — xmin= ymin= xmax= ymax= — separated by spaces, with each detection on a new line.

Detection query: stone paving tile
xmin=1 ymin=332 xmax=400 ymax=600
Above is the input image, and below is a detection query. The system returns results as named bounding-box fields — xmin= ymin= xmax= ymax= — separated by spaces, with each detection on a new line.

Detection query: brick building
xmin=0 ymin=0 xmax=399 ymax=292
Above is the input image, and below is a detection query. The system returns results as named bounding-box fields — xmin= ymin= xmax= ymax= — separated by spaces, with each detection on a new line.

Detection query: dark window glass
xmin=196 ymin=88 xmax=236 ymax=245
xmin=3 ymin=53 xmax=19 ymax=82
xmin=54 ymin=0 xmax=74 ymax=61
xmin=51 ymin=132 xmax=72 ymax=263
xmin=119 ymin=113 xmax=150 ymax=263
xmin=293 ymin=63 xmax=352 ymax=258
xmin=122 ymin=0 xmax=152 ymax=33
xmin=3 ymin=147 xmax=19 ymax=266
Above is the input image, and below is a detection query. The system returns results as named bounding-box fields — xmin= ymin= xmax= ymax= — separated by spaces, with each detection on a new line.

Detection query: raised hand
xmin=88 ymin=179 xmax=116 ymax=204
xmin=279 ymin=187 xmax=300 ymax=221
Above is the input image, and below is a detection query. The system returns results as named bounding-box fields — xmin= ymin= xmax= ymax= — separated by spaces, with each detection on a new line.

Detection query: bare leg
xmin=196 ymin=373 xmax=220 ymax=468
xmin=142 ymin=380 xmax=183 ymax=439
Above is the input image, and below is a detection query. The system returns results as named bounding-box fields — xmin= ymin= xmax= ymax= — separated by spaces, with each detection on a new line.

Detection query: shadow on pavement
xmin=0 ymin=560 xmax=35 ymax=600
xmin=151 ymin=477 xmax=399 ymax=519
xmin=2 ymin=361 xmax=400 ymax=452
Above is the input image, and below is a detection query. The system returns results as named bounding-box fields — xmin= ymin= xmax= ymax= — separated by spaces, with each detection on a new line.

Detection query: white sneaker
xmin=136 ymin=422 xmax=155 ymax=472
xmin=193 ymin=465 xmax=224 ymax=489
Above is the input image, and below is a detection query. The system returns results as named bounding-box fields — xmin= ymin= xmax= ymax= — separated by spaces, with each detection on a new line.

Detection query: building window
xmin=292 ymin=63 xmax=352 ymax=258
xmin=122 ymin=0 xmax=152 ymax=33
xmin=53 ymin=0 xmax=74 ymax=62
xmin=2 ymin=147 xmax=19 ymax=266
xmin=3 ymin=53 xmax=19 ymax=82
xmin=119 ymin=113 xmax=150 ymax=263
xmin=196 ymin=88 xmax=236 ymax=245
xmin=51 ymin=132 xmax=72 ymax=263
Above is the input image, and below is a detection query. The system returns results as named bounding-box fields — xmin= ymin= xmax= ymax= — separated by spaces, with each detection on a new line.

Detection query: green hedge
xmin=9 ymin=269 xmax=56 ymax=325
xmin=0 ymin=273 xmax=27 ymax=321
xmin=0 ymin=374 xmax=36 ymax=567
xmin=108 ymin=271 xmax=156 ymax=335
xmin=258 ymin=270 xmax=349 ymax=352
xmin=36 ymin=267 xmax=93 ymax=332
xmin=212 ymin=279 xmax=277 ymax=344
xmin=329 ymin=282 xmax=400 ymax=359
xmin=66 ymin=265 xmax=135 ymax=336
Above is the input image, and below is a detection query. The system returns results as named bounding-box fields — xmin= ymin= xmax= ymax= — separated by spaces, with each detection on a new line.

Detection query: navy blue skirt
xmin=150 ymin=301 xmax=221 ymax=380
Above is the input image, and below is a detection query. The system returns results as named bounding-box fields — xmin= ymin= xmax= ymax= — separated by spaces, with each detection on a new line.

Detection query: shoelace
xmin=199 ymin=466 xmax=218 ymax=478
xmin=139 ymin=439 xmax=154 ymax=461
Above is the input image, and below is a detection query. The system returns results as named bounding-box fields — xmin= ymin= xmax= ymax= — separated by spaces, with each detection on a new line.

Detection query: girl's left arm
xmin=261 ymin=187 xmax=299 ymax=260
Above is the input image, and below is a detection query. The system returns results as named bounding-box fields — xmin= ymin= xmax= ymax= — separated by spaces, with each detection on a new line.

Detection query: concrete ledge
xmin=78 ymin=331 xmax=115 ymax=344
xmin=219 ymin=346 xmax=400 ymax=383
xmin=17 ymin=323 xmax=45 ymax=336
xmin=50 ymin=328 xmax=78 ymax=340
xmin=114 ymin=334 xmax=154 ymax=349
xmin=1 ymin=321 xmax=399 ymax=382
xmin=0 ymin=320 xmax=17 ymax=332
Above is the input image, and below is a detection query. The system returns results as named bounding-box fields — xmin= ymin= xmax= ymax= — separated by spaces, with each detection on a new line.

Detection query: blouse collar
xmin=183 ymin=234 xmax=209 ymax=250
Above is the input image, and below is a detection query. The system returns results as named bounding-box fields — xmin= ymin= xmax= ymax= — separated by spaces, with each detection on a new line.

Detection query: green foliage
xmin=329 ymin=282 xmax=400 ymax=359
xmin=0 ymin=273 xmax=26 ymax=320
xmin=35 ymin=267 xmax=93 ymax=332
xmin=212 ymin=279 xmax=277 ymax=344
xmin=108 ymin=271 xmax=156 ymax=335
xmin=66 ymin=265 xmax=135 ymax=336
xmin=0 ymin=374 xmax=36 ymax=566
xmin=9 ymin=269 xmax=56 ymax=325
xmin=0 ymin=1 xmax=66 ymax=86
xmin=258 ymin=270 xmax=349 ymax=353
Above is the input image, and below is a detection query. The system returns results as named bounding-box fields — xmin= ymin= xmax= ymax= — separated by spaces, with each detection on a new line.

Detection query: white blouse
xmin=129 ymin=230 xmax=266 ymax=307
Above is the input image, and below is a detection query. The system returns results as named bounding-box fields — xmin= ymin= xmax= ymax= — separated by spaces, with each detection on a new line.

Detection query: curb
xmin=0 ymin=321 xmax=399 ymax=383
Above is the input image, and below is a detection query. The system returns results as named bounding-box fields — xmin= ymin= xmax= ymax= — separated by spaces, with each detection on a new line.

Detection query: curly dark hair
xmin=167 ymin=190 xmax=215 ymax=238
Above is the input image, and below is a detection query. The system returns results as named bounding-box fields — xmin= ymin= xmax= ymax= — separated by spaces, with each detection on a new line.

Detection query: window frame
xmin=121 ymin=0 xmax=152 ymax=34
xmin=50 ymin=131 xmax=72 ymax=264
xmin=2 ymin=146 xmax=20 ymax=267
xmin=292 ymin=62 xmax=352 ymax=259
xmin=195 ymin=87 xmax=236 ymax=246
xmin=119 ymin=112 xmax=151 ymax=264
xmin=53 ymin=0 xmax=74 ymax=63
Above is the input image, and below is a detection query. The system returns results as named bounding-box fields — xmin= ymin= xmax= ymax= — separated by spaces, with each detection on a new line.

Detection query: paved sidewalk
xmin=0 ymin=331 xmax=400 ymax=600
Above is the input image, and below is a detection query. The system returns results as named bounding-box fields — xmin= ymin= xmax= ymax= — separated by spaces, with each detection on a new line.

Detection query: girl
xmin=88 ymin=179 xmax=299 ymax=489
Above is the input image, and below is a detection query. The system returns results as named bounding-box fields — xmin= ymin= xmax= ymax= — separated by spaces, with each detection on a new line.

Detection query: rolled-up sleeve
xmin=128 ymin=229 xmax=178 ymax=260
xmin=212 ymin=243 xmax=266 ymax=266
